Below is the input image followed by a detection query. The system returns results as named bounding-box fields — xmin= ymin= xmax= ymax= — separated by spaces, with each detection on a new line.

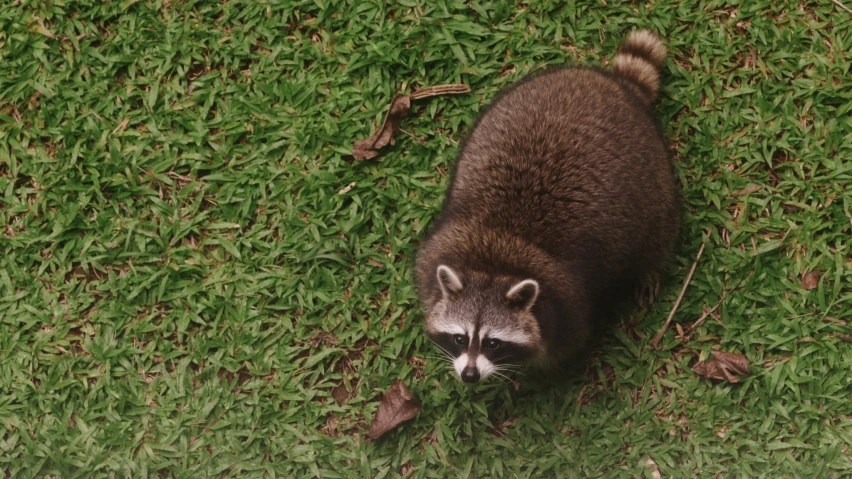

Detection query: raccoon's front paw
xmin=634 ymin=273 xmax=661 ymax=308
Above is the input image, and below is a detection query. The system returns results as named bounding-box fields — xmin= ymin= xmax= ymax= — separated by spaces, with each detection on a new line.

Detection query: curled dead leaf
xmin=801 ymin=271 xmax=821 ymax=290
xmin=368 ymin=380 xmax=421 ymax=439
xmin=692 ymin=350 xmax=750 ymax=383
xmin=352 ymin=96 xmax=410 ymax=160
xmin=352 ymin=84 xmax=470 ymax=160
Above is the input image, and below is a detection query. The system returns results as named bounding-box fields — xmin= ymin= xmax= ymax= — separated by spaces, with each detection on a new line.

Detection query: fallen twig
xmin=832 ymin=0 xmax=852 ymax=14
xmin=408 ymin=84 xmax=471 ymax=99
xmin=651 ymin=243 xmax=705 ymax=348
xmin=688 ymin=298 xmax=723 ymax=333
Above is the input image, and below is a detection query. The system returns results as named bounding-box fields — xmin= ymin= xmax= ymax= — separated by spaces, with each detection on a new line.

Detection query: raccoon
xmin=415 ymin=30 xmax=680 ymax=383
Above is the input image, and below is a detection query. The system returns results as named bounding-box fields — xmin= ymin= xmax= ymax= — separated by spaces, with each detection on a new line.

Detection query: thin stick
xmin=833 ymin=0 xmax=852 ymax=14
xmin=399 ymin=128 xmax=426 ymax=143
xmin=688 ymin=298 xmax=723 ymax=332
xmin=686 ymin=274 xmax=747 ymax=336
xmin=408 ymin=84 xmax=471 ymax=99
xmin=651 ymin=243 xmax=705 ymax=348
xmin=576 ymin=384 xmax=589 ymax=409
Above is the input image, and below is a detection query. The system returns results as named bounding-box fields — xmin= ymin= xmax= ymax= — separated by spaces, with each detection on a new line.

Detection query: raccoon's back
xmin=439 ymin=67 xmax=678 ymax=272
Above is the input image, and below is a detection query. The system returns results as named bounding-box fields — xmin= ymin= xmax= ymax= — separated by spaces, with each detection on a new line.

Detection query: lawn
xmin=2 ymin=0 xmax=852 ymax=477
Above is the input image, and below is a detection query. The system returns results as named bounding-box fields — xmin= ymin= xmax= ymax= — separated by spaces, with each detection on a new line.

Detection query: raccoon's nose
xmin=461 ymin=367 xmax=480 ymax=383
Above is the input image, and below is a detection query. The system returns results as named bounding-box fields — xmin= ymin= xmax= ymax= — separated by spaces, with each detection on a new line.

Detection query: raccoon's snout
xmin=453 ymin=353 xmax=485 ymax=383
xmin=461 ymin=367 xmax=480 ymax=383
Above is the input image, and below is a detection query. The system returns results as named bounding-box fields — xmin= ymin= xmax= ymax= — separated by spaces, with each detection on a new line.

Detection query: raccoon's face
xmin=425 ymin=265 xmax=543 ymax=383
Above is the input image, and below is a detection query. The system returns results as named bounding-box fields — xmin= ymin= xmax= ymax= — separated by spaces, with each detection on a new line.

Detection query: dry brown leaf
xmin=801 ymin=271 xmax=821 ymax=290
xmin=352 ymin=96 xmax=410 ymax=160
xmin=488 ymin=416 xmax=519 ymax=437
xmin=331 ymin=384 xmax=350 ymax=406
xmin=368 ymin=380 xmax=421 ymax=439
xmin=33 ymin=17 xmax=57 ymax=40
xmin=692 ymin=350 xmax=750 ymax=383
xmin=735 ymin=184 xmax=761 ymax=196
xmin=352 ymin=84 xmax=470 ymax=160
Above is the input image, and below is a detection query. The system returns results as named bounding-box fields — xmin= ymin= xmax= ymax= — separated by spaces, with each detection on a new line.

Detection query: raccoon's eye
xmin=453 ymin=334 xmax=468 ymax=346
xmin=484 ymin=338 xmax=502 ymax=351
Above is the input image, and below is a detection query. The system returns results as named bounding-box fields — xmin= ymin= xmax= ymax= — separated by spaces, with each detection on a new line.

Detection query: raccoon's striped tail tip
xmin=612 ymin=29 xmax=667 ymax=102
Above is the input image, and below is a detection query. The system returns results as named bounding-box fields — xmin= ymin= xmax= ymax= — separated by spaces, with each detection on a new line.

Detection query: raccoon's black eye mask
xmin=429 ymin=331 xmax=535 ymax=364
xmin=483 ymin=341 xmax=535 ymax=364
xmin=429 ymin=332 xmax=467 ymax=357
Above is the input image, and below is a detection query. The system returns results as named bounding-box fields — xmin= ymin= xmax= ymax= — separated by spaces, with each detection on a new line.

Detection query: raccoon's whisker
xmin=424 ymin=350 xmax=455 ymax=372
xmin=428 ymin=340 xmax=455 ymax=361
xmin=421 ymin=354 xmax=453 ymax=364
xmin=429 ymin=339 xmax=451 ymax=355
xmin=491 ymin=358 xmax=519 ymax=366
xmin=491 ymin=358 xmax=526 ymax=370
xmin=428 ymin=350 xmax=456 ymax=373
xmin=491 ymin=354 xmax=518 ymax=363
xmin=490 ymin=364 xmax=525 ymax=375
xmin=491 ymin=371 xmax=513 ymax=384
xmin=495 ymin=365 xmax=527 ymax=376
xmin=495 ymin=363 xmax=525 ymax=370
xmin=436 ymin=351 xmax=454 ymax=364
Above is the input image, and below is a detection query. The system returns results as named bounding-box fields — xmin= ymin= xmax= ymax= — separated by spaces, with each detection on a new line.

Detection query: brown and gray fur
xmin=415 ymin=30 xmax=680 ymax=383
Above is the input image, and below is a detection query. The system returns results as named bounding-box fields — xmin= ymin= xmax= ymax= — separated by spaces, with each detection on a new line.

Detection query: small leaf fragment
xmin=644 ymin=456 xmax=662 ymax=479
xmin=368 ymin=380 xmax=421 ymax=439
xmin=112 ymin=118 xmax=130 ymax=134
xmin=331 ymin=384 xmax=350 ymax=406
xmin=801 ymin=271 xmax=821 ymax=290
xmin=692 ymin=350 xmax=750 ymax=383
xmin=338 ymin=182 xmax=356 ymax=195
xmin=32 ymin=17 xmax=57 ymax=39
xmin=735 ymin=184 xmax=761 ymax=196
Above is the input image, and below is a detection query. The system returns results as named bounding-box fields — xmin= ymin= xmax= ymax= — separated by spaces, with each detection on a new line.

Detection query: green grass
xmin=2 ymin=0 xmax=852 ymax=477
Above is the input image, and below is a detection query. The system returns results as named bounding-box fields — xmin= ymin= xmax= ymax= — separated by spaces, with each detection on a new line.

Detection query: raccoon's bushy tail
xmin=611 ymin=30 xmax=667 ymax=102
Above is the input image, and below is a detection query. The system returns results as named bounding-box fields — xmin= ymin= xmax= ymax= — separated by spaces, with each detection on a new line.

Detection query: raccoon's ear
xmin=436 ymin=265 xmax=463 ymax=298
xmin=506 ymin=279 xmax=539 ymax=311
